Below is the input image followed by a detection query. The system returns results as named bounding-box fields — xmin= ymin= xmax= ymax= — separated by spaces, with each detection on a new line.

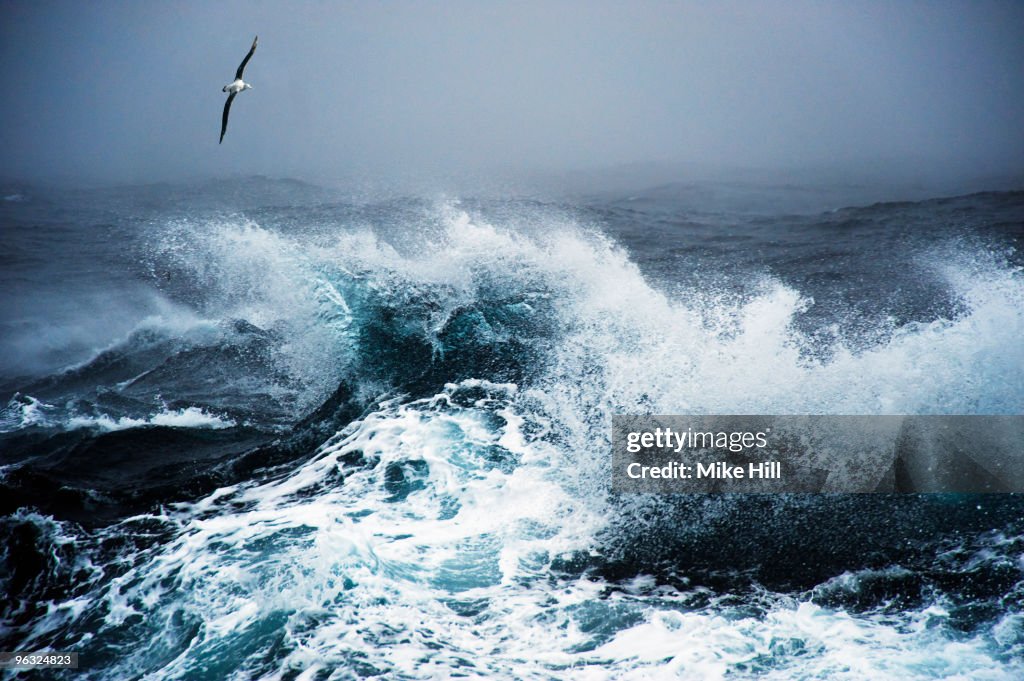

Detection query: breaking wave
xmin=2 ymin=192 xmax=1023 ymax=679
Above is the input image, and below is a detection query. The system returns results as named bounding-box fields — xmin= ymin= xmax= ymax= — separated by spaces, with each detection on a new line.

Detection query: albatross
xmin=220 ymin=36 xmax=258 ymax=144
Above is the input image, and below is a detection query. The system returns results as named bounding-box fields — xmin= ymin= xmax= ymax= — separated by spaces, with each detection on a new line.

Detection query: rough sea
xmin=1 ymin=176 xmax=1022 ymax=679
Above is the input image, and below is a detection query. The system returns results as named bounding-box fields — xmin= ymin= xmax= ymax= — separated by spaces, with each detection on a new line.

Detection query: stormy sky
xmin=1 ymin=0 xmax=1022 ymax=185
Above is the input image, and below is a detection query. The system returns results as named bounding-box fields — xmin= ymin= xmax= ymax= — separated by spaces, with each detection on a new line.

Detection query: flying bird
xmin=220 ymin=36 xmax=258 ymax=144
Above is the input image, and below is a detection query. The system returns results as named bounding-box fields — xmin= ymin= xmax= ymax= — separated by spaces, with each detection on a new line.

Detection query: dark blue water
xmin=1 ymin=177 xmax=1023 ymax=679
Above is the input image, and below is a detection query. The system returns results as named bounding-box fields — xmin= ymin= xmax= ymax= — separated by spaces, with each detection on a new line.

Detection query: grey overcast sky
xmin=1 ymin=0 xmax=1022 ymax=185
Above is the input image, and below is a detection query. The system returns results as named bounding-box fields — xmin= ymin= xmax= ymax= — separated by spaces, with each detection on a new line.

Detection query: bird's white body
xmin=223 ymin=78 xmax=251 ymax=94
xmin=220 ymin=36 xmax=258 ymax=143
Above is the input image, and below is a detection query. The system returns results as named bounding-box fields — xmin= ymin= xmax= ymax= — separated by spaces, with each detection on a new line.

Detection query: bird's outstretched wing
xmin=220 ymin=92 xmax=237 ymax=144
xmin=235 ymin=36 xmax=258 ymax=80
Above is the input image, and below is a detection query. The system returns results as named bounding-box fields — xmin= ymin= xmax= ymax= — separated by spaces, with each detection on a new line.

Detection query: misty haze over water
xmin=1 ymin=1 xmax=1022 ymax=190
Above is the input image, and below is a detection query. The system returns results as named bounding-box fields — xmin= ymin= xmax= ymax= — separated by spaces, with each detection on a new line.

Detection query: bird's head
xmin=245 ymin=83 xmax=253 ymax=90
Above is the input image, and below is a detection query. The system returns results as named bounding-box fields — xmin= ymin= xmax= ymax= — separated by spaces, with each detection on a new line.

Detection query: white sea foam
xmin=66 ymin=406 xmax=236 ymax=432
xmin=25 ymin=379 xmax=1020 ymax=680
xmin=0 ymin=393 xmax=55 ymax=432
xmin=151 ymin=202 xmax=1024 ymax=421
xmin=153 ymin=217 xmax=358 ymax=407
xmin=14 ymin=202 xmax=1022 ymax=679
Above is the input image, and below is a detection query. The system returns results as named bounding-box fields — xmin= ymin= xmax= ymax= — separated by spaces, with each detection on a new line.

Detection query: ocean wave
xmin=65 ymin=406 xmax=237 ymax=432
xmin=5 ymin=379 xmax=1021 ymax=679
xmin=0 ymin=393 xmax=55 ymax=432
xmin=148 ymin=201 xmax=1024 ymax=420
xmin=3 ymin=192 xmax=1022 ymax=678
